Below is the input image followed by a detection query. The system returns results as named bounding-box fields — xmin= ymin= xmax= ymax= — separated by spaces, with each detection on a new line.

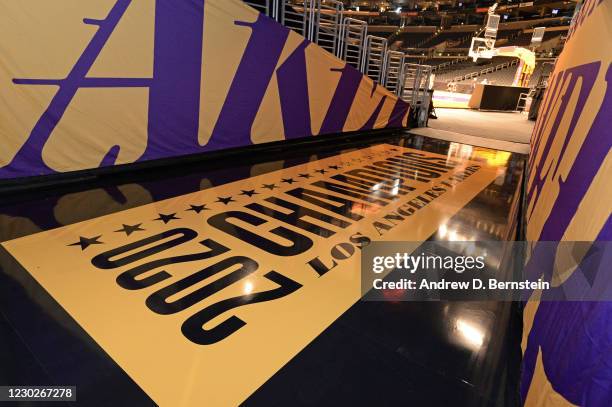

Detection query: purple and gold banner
xmin=0 ymin=0 xmax=410 ymax=180
xmin=522 ymin=0 xmax=611 ymax=405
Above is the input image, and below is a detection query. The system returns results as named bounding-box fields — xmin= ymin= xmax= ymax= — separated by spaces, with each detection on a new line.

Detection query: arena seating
xmin=431 ymin=59 xmax=474 ymax=76
xmin=528 ymin=62 xmax=555 ymax=86
xmin=504 ymin=27 xmax=568 ymax=47
xmin=431 ymin=58 xmax=554 ymax=89
xmin=369 ymin=31 xmax=395 ymax=39
xmin=420 ymin=31 xmax=471 ymax=48
xmin=504 ymin=32 xmax=533 ymax=47
xmin=396 ymin=32 xmax=436 ymax=48
xmin=399 ymin=26 xmax=566 ymax=51
xmin=433 ymin=57 xmax=513 ymax=82
xmin=471 ymin=65 xmax=518 ymax=86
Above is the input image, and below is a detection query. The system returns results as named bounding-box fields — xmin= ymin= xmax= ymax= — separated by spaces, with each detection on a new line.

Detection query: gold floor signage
xmin=1 ymin=145 xmax=498 ymax=406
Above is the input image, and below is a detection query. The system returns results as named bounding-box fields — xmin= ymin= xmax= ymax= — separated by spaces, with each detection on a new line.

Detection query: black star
xmin=314 ymin=169 xmax=327 ymax=175
xmin=328 ymin=165 xmax=341 ymax=170
xmin=69 ymin=235 xmax=103 ymax=250
xmin=239 ymin=189 xmax=259 ymax=197
xmin=186 ymin=204 xmax=209 ymax=214
xmin=114 ymin=223 xmax=145 ymax=236
xmin=281 ymin=178 xmax=296 ymax=184
xmin=155 ymin=213 xmax=180 ymax=224
xmin=298 ymin=173 xmax=312 ymax=179
xmin=216 ymin=196 xmax=236 ymax=205
xmin=262 ymin=183 xmax=278 ymax=190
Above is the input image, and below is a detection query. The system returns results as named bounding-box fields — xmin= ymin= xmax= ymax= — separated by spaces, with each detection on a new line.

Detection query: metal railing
xmin=381 ymin=50 xmax=405 ymax=96
xmin=400 ymin=63 xmax=433 ymax=127
xmin=516 ymin=91 xmax=531 ymax=112
xmin=361 ymin=35 xmax=388 ymax=83
xmin=277 ymin=1 xmax=309 ymax=38
xmin=432 ymin=61 xmax=452 ymax=72
xmin=308 ymin=0 xmax=344 ymax=55
xmin=243 ymin=0 xmax=272 ymax=16
xmin=401 ymin=63 xmax=432 ymax=105
xmin=431 ymin=57 xmax=468 ymax=72
xmin=240 ymin=0 xmax=436 ymax=128
xmin=338 ymin=17 xmax=368 ymax=69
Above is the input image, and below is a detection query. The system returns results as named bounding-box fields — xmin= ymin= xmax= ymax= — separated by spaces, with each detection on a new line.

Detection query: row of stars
xmin=68 ymin=149 xmax=400 ymax=249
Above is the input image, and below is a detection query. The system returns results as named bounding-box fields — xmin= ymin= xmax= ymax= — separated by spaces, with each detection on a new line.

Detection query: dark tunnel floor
xmin=0 ymin=131 xmax=526 ymax=407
